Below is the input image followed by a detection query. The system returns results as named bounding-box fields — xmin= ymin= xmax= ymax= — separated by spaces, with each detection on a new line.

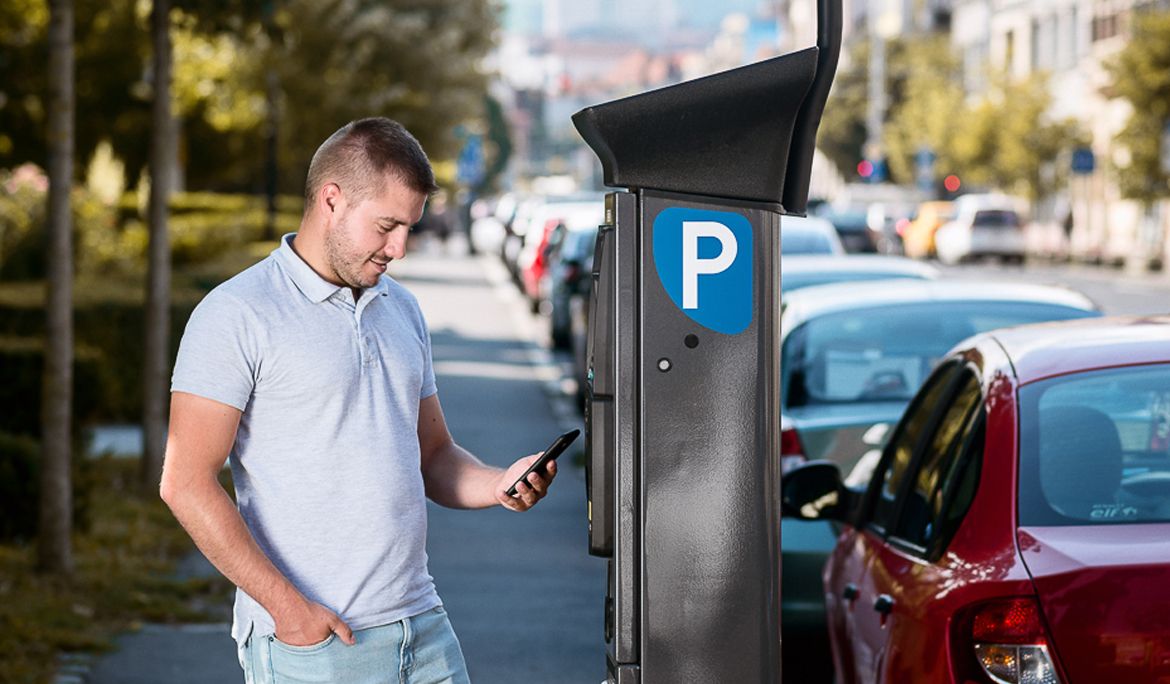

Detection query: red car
xmin=783 ymin=316 xmax=1170 ymax=684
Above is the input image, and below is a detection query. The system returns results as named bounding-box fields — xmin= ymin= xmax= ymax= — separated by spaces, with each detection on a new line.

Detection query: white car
xmin=934 ymin=193 xmax=1027 ymax=265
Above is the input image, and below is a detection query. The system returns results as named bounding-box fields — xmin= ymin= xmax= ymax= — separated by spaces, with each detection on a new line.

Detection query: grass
xmin=0 ymin=458 xmax=234 ymax=684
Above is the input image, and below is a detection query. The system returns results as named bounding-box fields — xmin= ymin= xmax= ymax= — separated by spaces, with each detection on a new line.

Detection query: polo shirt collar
xmin=274 ymin=233 xmax=391 ymax=303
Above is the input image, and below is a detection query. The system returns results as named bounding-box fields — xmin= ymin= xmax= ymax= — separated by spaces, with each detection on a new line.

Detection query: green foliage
xmin=0 ymin=165 xmax=48 ymax=279
xmin=818 ymin=35 xmax=1083 ymax=199
xmin=1 ymin=0 xmax=500 ymax=194
xmin=0 ymin=431 xmax=94 ymax=544
xmin=1107 ymin=10 xmax=1170 ymax=203
xmin=818 ymin=40 xmax=870 ymax=180
xmin=1 ymin=172 xmax=297 ymax=280
xmin=270 ymin=0 xmax=499 ymax=193
xmin=883 ymin=36 xmax=966 ymax=184
xmin=0 ymin=336 xmax=110 ymax=436
xmin=0 ymin=458 xmax=234 ymax=684
xmin=0 ymin=298 xmax=202 ymax=424
xmin=950 ymin=72 xmax=1085 ymax=200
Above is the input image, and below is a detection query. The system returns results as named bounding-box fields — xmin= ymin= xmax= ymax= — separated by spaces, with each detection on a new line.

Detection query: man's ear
xmin=319 ymin=183 xmax=342 ymax=215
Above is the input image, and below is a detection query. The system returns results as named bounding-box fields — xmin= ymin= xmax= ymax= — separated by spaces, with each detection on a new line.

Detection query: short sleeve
xmin=419 ymin=310 xmax=438 ymax=400
xmin=171 ymin=290 xmax=260 ymax=411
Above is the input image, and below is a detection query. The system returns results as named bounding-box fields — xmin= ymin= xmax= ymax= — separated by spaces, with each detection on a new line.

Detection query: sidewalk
xmin=72 ymin=239 xmax=602 ymax=683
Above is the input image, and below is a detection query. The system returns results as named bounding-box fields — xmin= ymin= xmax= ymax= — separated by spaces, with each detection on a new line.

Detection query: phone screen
xmin=506 ymin=429 xmax=581 ymax=496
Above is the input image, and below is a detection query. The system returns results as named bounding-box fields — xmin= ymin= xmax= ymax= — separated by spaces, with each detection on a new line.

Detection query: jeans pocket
xmin=270 ymin=632 xmax=337 ymax=654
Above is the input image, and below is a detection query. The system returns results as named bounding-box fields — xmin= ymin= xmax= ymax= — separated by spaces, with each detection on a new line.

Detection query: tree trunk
xmin=38 ymin=0 xmax=75 ymax=576
xmin=141 ymin=0 xmax=174 ymax=493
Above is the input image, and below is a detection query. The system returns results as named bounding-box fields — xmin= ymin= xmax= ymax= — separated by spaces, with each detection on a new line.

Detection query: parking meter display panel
xmin=638 ymin=190 xmax=780 ymax=682
xmin=584 ymin=191 xmax=640 ymax=668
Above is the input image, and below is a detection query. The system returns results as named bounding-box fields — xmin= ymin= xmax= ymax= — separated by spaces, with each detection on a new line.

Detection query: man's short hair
xmin=304 ymin=118 xmax=439 ymax=213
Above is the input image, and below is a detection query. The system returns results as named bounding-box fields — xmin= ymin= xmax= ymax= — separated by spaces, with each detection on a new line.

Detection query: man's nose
xmin=384 ymin=231 xmax=407 ymax=259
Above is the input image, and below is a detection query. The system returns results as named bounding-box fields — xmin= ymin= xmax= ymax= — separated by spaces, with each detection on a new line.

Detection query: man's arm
xmin=417 ymin=393 xmax=556 ymax=511
xmin=159 ymin=391 xmax=355 ymax=646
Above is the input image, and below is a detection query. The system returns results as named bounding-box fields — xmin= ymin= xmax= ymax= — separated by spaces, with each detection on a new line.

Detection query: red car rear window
xmin=1018 ymin=364 xmax=1170 ymax=525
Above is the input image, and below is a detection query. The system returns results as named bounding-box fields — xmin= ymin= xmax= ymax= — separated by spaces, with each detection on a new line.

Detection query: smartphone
xmin=506 ymin=429 xmax=581 ymax=497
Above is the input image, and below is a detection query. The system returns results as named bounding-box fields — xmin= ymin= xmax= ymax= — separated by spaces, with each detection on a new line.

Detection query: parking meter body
xmin=575 ymin=2 xmax=840 ymax=681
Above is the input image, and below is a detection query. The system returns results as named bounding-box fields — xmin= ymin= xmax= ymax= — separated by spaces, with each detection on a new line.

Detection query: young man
xmin=160 ymin=118 xmax=556 ymax=683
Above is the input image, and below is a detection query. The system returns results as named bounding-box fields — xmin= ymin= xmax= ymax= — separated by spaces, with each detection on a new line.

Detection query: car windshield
xmin=782 ymin=301 xmax=1095 ymax=408
xmin=781 ymin=228 xmax=837 ymax=255
xmin=781 ymin=272 xmax=925 ymax=293
xmin=1019 ymin=363 xmax=1170 ymax=525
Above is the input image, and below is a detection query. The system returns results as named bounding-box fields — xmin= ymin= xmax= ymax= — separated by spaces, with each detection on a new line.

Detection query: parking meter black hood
xmin=572 ymin=0 xmax=841 ymax=214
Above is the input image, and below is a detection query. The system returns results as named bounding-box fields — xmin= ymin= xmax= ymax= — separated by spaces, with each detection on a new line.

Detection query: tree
xmin=1107 ymin=10 xmax=1170 ymax=204
xmin=951 ymin=72 xmax=1084 ymax=201
xmin=882 ymin=36 xmax=966 ymax=187
xmin=271 ymin=0 xmax=498 ymax=194
xmin=38 ymin=0 xmax=74 ymax=576
xmin=817 ymin=39 xmax=869 ymax=180
xmin=141 ymin=0 xmax=175 ymax=492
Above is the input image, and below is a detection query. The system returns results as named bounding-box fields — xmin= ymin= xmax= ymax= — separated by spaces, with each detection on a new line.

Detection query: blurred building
xmin=952 ymin=0 xmax=1170 ymax=269
xmin=494 ymin=0 xmax=784 ymax=189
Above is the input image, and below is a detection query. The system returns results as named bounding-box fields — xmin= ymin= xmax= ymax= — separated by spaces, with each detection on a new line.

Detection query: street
xmin=82 ymin=242 xmax=605 ymax=684
xmin=937 ymin=259 xmax=1170 ymax=316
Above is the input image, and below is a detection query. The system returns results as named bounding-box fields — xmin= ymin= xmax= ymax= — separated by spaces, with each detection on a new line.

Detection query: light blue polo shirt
xmin=171 ymin=233 xmax=441 ymax=646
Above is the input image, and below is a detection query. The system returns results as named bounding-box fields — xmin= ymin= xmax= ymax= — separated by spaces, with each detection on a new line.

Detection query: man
xmin=160 ymin=118 xmax=556 ymax=683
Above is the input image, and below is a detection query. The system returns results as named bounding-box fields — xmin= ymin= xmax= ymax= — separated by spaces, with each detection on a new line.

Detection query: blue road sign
xmin=457 ymin=133 xmax=485 ymax=186
xmin=652 ymin=207 xmax=753 ymax=335
xmin=1072 ymin=147 xmax=1095 ymax=175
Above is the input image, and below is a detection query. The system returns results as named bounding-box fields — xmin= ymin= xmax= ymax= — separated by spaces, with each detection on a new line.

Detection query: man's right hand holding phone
xmin=494 ymin=454 xmax=558 ymax=512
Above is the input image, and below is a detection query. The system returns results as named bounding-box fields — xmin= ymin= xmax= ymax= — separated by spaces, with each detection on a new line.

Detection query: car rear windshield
xmin=782 ymin=302 xmax=1094 ymax=408
xmin=1019 ymin=364 xmax=1170 ymax=525
xmin=971 ymin=209 xmax=1020 ymax=227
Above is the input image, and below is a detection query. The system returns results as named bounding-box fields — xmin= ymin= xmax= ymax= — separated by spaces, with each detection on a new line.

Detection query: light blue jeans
xmin=238 ymin=606 xmax=470 ymax=684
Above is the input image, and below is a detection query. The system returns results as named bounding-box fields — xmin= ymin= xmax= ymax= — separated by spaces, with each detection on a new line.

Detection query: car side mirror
xmin=782 ymin=461 xmax=852 ymax=521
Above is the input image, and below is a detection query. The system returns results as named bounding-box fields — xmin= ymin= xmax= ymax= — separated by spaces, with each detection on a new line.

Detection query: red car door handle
xmin=842 ymin=583 xmax=860 ymax=601
xmin=873 ymin=594 xmax=895 ymax=615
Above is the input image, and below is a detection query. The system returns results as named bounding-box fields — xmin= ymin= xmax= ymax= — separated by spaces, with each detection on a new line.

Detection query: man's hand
xmin=273 ymin=598 xmax=356 ymax=647
xmin=495 ymin=454 xmax=558 ymax=512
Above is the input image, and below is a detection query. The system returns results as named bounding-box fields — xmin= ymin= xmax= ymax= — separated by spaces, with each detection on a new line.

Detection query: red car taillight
xmin=780 ymin=424 xmax=806 ymax=475
xmin=954 ymin=598 xmax=1062 ymax=684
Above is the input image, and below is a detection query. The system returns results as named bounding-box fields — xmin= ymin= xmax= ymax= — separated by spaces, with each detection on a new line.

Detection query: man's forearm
xmin=163 ymin=479 xmax=306 ymax=621
xmin=422 ymin=442 xmax=503 ymax=509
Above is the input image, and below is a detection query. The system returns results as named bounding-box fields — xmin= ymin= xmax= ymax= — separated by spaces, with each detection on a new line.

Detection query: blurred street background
xmin=3 ymin=0 xmax=1170 ymax=681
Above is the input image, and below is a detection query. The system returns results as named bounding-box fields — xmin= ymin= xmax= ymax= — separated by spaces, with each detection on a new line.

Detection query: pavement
xmin=70 ymin=236 xmax=605 ymax=683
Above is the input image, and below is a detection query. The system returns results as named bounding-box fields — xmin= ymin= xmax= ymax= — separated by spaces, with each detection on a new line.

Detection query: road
xmin=82 ymin=241 xmax=605 ymax=684
xmin=937 ymin=258 xmax=1170 ymax=315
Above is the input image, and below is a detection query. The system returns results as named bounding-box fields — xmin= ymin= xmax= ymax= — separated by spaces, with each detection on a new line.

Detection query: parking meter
xmin=573 ymin=1 xmax=840 ymax=681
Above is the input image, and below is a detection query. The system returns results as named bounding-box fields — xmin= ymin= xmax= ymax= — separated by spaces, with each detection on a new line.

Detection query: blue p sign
xmin=653 ymin=207 xmax=753 ymax=335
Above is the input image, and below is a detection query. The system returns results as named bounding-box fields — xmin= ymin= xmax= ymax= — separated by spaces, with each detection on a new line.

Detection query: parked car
xmin=901 ymin=200 xmax=955 ymax=259
xmin=781 ymin=255 xmax=939 ymax=295
xmin=501 ymin=193 xmax=599 ymax=284
xmin=785 ymin=316 xmax=1170 ymax=684
xmin=778 ymin=279 xmax=1100 ymax=681
xmin=545 ymin=218 xmax=599 ymax=349
xmin=782 ymin=215 xmax=846 ymax=255
xmin=520 ymin=200 xmax=602 ymax=312
xmin=934 ymin=194 xmax=1027 ymax=265
xmin=819 ymin=210 xmax=878 ymax=253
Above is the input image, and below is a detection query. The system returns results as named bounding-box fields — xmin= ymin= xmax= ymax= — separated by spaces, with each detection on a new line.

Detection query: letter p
xmin=682 ymin=221 xmax=738 ymax=310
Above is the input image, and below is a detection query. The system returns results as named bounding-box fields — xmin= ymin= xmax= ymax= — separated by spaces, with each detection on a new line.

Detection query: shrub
xmin=0 ymin=337 xmax=112 ymax=436
xmin=0 ymin=431 xmax=95 ymax=543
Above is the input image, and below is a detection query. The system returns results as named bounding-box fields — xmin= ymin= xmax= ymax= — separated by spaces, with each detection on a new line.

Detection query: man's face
xmin=323 ymin=176 xmax=427 ymax=290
